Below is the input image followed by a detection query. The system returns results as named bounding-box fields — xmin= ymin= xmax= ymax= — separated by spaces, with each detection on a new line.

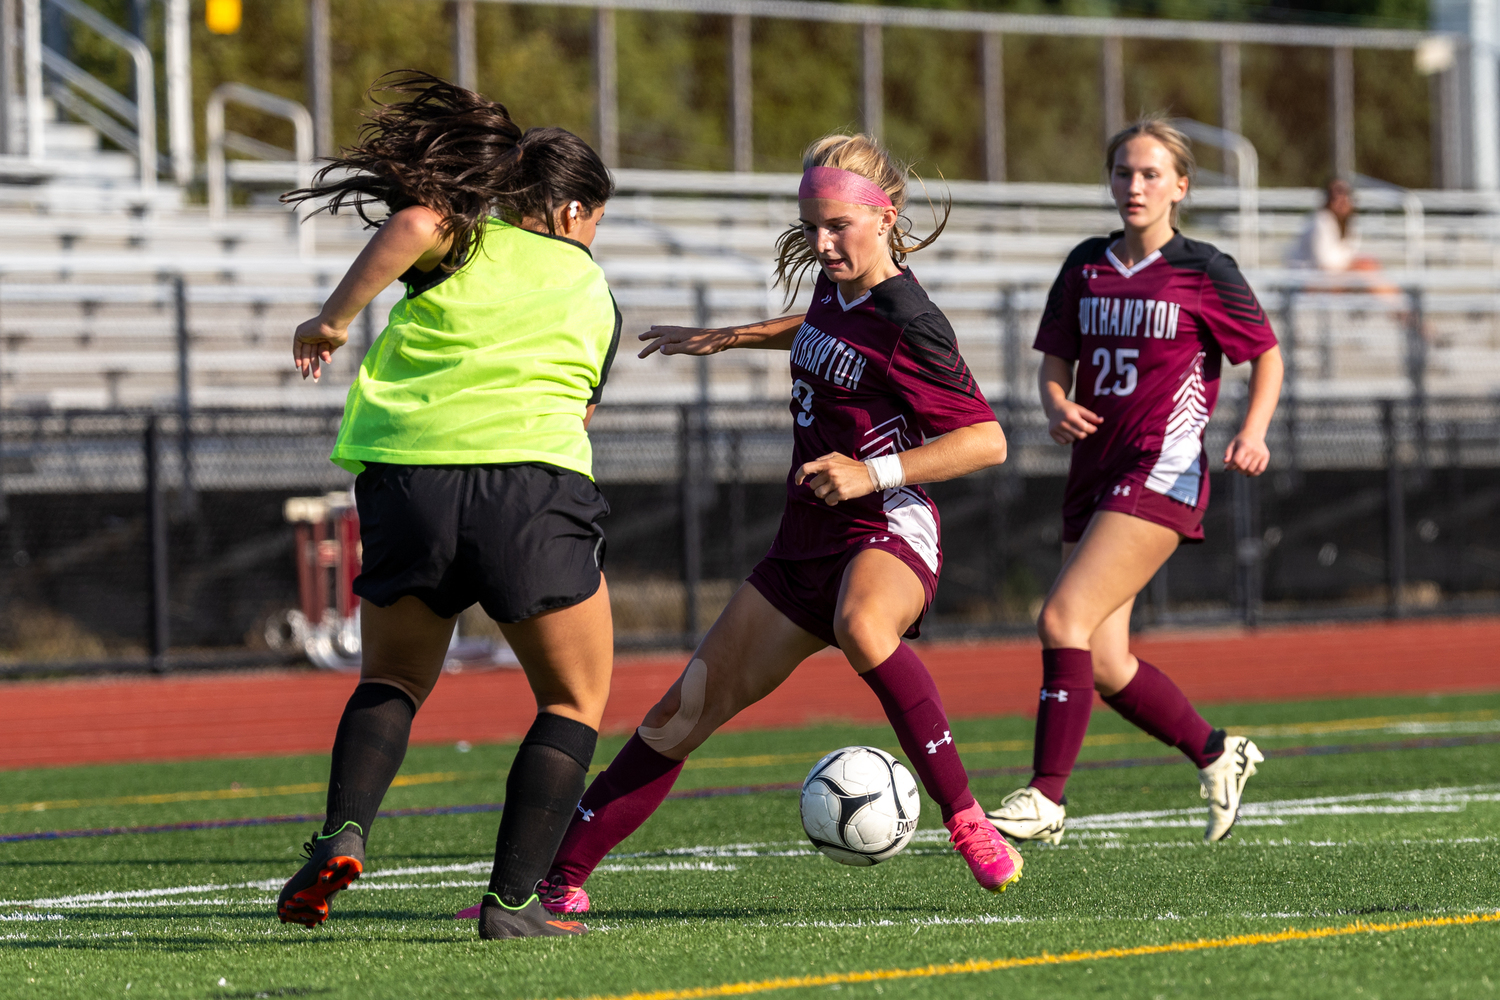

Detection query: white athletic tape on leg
xmin=638 ymin=658 xmax=708 ymax=754
xmin=864 ymin=454 xmax=906 ymax=491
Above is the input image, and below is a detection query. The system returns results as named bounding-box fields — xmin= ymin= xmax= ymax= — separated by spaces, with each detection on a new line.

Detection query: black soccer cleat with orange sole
xmin=477 ymin=892 xmax=588 ymax=940
xmin=276 ymin=821 xmax=366 ymax=928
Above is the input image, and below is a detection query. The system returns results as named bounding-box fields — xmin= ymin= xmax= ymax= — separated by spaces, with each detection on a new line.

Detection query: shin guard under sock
xmin=323 ymin=682 xmax=417 ymax=839
xmin=1029 ymin=648 xmax=1095 ymax=805
xmin=488 ymin=713 xmax=599 ymax=907
xmin=860 ymin=643 xmax=976 ymax=822
xmin=1103 ymin=659 xmax=1217 ymax=768
xmin=547 ymin=733 xmax=684 ymax=889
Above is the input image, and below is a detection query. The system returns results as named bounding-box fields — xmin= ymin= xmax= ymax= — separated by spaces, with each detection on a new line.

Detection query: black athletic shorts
xmin=352 ymin=462 xmax=609 ymax=623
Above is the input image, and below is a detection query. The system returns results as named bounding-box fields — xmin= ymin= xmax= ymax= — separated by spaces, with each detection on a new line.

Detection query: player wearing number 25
xmin=986 ymin=117 xmax=1283 ymax=848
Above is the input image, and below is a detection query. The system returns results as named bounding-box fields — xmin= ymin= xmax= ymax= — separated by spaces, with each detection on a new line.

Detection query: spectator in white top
xmin=1291 ymin=178 xmax=1369 ymax=272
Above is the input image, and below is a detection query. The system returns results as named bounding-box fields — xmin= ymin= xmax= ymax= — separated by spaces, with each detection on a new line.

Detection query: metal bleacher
xmin=5 ymin=117 xmax=1500 ymax=412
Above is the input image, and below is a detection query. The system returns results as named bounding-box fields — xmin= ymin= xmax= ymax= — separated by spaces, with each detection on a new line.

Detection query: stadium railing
xmin=2 ymin=396 xmax=1498 ymax=676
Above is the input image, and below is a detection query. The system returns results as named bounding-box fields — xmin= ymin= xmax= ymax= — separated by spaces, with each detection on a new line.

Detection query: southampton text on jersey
xmin=1078 ymin=296 xmax=1182 ymax=340
xmin=791 ymin=321 xmax=869 ymax=390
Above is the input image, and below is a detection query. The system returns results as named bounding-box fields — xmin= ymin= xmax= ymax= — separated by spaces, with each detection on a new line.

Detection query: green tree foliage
xmin=65 ymin=0 xmax=1436 ymax=187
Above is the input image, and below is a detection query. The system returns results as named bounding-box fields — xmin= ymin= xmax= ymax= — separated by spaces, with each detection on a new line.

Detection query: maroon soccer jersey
xmin=1033 ymin=232 xmax=1277 ymax=518
xmin=766 ymin=269 xmax=996 ymax=572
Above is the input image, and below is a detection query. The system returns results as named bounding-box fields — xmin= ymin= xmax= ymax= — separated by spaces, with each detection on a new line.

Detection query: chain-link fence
xmin=3 ymin=396 xmax=1499 ymax=675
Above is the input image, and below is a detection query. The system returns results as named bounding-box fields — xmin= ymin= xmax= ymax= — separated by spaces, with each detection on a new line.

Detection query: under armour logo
xmin=1084 ymin=267 xmax=1099 ymax=280
xmin=578 ymin=805 xmax=595 ymax=822
xmin=821 ymin=294 xmax=833 ymax=303
xmin=1112 ymin=484 xmax=1131 ymax=497
xmin=925 ymin=731 xmax=952 ymax=754
xmin=868 ymin=536 xmax=890 ymax=543
xmin=1039 ymin=689 xmax=1070 ymax=703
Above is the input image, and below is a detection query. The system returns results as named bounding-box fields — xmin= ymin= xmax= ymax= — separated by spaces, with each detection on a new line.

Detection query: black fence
xmin=3 ymin=397 xmax=1499 ymax=675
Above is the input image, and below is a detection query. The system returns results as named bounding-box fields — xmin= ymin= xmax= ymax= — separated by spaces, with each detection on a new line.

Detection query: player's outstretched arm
xmin=292 ymin=206 xmax=452 ymax=381
xmin=1038 ymin=353 xmax=1102 ymax=445
xmin=1224 ymin=344 xmax=1283 ymax=476
xmin=637 ymin=314 xmax=805 ymax=359
xmin=796 ymin=421 xmax=1006 ymax=506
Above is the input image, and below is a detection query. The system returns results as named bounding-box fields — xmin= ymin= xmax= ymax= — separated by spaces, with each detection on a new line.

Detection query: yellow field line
xmin=1232 ymin=709 xmax=1498 ymax=738
xmin=0 ymin=770 xmax=463 ymax=815
xmin=558 ymin=910 xmax=1500 ymax=1000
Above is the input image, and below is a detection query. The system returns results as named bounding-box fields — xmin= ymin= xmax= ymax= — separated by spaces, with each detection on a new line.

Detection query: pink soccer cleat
xmin=944 ymin=801 xmax=1024 ymax=893
xmin=537 ymin=878 xmax=590 ymax=914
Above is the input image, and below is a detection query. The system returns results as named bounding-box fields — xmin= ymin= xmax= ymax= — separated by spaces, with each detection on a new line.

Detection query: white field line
xmin=8 ymin=785 xmax=1499 ymax=912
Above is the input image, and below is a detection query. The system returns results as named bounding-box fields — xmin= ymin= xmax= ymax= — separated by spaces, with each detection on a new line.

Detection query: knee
xmin=1036 ymin=600 xmax=1072 ymax=648
xmin=832 ymin=609 xmax=892 ymax=668
xmin=638 ymin=657 xmax=713 ymax=757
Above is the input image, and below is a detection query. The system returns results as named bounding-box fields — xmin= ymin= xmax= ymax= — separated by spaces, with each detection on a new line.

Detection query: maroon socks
xmin=1028 ymin=648 xmax=1095 ymax=805
xmin=860 ymin=643 xmax=976 ymax=822
xmin=547 ymin=732 xmax=684 ymax=888
xmin=1102 ymin=659 xmax=1219 ymax=768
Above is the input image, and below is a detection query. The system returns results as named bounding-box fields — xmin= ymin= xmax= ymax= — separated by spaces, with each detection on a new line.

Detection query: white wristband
xmin=864 ymin=454 xmax=906 ymax=492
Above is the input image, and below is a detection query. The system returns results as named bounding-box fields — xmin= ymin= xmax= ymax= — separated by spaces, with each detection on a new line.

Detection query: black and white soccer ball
xmin=800 ymin=746 xmax=920 ymax=866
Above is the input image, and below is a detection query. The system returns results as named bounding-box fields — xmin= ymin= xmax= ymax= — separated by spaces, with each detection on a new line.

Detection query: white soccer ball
xmin=800 ymin=746 xmax=920 ymax=866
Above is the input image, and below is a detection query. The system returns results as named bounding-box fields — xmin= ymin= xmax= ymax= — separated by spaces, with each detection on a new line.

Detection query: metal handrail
xmin=1172 ymin=119 xmax=1259 ymax=268
xmin=206 ymin=83 xmax=315 ymax=257
xmin=452 ymin=0 xmax=1441 ymax=50
xmin=35 ymin=0 xmax=156 ymax=191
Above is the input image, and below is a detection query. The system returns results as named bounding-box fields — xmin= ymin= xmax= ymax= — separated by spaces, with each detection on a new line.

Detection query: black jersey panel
xmin=864 ymin=268 xmax=938 ymax=330
xmin=1039 ymin=236 xmax=1112 ymax=332
xmin=1205 ymin=254 xmax=1268 ymax=326
xmin=899 ymin=312 xmax=980 ymax=398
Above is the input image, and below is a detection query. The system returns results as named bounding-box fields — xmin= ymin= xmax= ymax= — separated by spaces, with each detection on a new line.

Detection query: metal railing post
xmin=452 ymin=0 xmax=477 ymax=91
xmin=1001 ymin=285 xmax=1020 ymax=404
xmin=1280 ymin=287 xmax=1300 ymax=474
xmin=861 ymin=21 xmax=882 ymax=138
xmin=145 ymin=414 xmax=170 ymax=672
xmin=306 ymin=0 xmax=332 ymax=157
xmin=164 ymin=0 xmax=192 ymax=186
xmin=729 ymin=13 xmax=752 ymax=172
xmin=174 ymin=275 xmax=195 ymax=516
xmin=593 ymin=6 xmax=618 ymax=167
xmin=0 ymin=0 xmax=16 ymax=156
xmin=1101 ymin=35 xmax=1124 ymax=141
xmin=1383 ymin=399 xmax=1406 ymax=617
xmin=1232 ymin=468 xmax=1260 ymax=626
xmin=981 ymin=31 xmax=1005 ymax=182
xmin=21 ymin=0 xmax=41 ymax=159
xmin=679 ymin=403 xmax=702 ymax=648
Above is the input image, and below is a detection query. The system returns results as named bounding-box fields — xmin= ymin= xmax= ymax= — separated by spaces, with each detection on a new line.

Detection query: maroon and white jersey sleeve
xmin=768 ymin=270 xmax=995 ymax=570
xmin=1033 ymin=233 xmax=1277 ymax=516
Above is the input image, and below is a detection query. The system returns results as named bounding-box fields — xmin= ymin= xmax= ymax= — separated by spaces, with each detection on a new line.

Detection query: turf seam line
xmin=555 ymin=911 xmax=1500 ymax=1000
xmin=7 ymin=734 xmax=1500 ymax=844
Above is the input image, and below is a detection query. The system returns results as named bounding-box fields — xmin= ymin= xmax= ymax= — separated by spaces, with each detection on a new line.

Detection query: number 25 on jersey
xmin=1091 ymin=347 xmax=1139 ymax=397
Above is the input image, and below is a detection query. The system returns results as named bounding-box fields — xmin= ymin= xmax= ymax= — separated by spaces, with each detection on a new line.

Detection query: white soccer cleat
xmin=984 ymin=786 xmax=1066 ymax=846
xmin=1199 ymin=735 xmax=1264 ymax=842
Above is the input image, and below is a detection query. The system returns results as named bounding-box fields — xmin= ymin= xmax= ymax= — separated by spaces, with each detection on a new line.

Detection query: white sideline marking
xmin=8 ymin=784 xmax=1498 ymax=911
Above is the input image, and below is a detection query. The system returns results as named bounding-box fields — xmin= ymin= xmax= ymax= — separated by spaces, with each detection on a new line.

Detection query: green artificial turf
xmin=2 ymin=691 xmax=1498 ymax=999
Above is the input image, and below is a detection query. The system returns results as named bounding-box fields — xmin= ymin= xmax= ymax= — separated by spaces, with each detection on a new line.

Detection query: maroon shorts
xmin=1061 ymin=468 xmax=1208 ymax=544
xmin=746 ymin=535 xmax=938 ymax=649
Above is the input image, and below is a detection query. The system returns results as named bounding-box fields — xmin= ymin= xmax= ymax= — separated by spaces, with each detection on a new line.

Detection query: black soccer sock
xmin=487 ymin=713 xmax=599 ymax=907
xmin=322 ymin=682 xmax=418 ymax=840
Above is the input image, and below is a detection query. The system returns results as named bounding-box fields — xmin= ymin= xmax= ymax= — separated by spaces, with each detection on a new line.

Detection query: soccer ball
xmin=800 ymin=746 xmax=920 ymax=866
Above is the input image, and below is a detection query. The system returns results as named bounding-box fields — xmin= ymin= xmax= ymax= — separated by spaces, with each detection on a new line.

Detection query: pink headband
xmin=798 ymin=166 xmax=893 ymax=207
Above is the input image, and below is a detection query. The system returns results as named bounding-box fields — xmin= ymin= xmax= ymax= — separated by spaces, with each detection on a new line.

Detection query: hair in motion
xmin=282 ymin=71 xmax=615 ymax=270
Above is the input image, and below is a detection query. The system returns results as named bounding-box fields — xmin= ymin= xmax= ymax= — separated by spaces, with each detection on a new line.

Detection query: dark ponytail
xmin=282 ymin=70 xmax=614 ymax=269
